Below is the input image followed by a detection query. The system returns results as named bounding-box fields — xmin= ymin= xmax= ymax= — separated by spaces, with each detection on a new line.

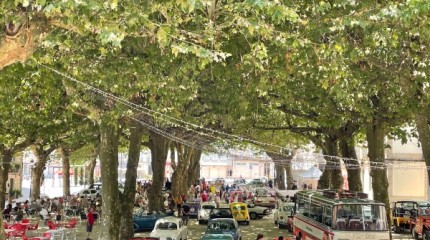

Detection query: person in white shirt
xmin=40 ymin=207 xmax=50 ymax=224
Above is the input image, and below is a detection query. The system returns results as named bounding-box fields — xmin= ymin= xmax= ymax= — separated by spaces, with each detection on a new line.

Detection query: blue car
xmin=203 ymin=218 xmax=242 ymax=240
xmin=133 ymin=209 xmax=171 ymax=232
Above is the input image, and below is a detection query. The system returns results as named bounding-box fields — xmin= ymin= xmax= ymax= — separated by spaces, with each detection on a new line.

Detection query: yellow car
xmin=229 ymin=202 xmax=250 ymax=225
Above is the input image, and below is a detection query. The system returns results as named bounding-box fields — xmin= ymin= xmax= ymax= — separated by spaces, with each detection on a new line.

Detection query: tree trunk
xmin=99 ymin=116 xmax=120 ymax=240
xmin=340 ymin=137 xmax=362 ymax=192
xmin=148 ymin=132 xmax=170 ymax=213
xmin=119 ymin=121 xmax=144 ymax=240
xmin=285 ymin=160 xmax=294 ymax=190
xmin=416 ymin=113 xmax=430 ymax=185
xmin=60 ymin=148 xmax=71 ymax=196
xmin=366 ymin=120 xmax=390 ymax=212
xmin=31 ymin=156 xmax=49 ymax=200
xmin=318 ymin=135 xmax=343 ymax=189
xmin=171 ymin=143 xmax=199 ymax=198
xmin=275 ymin=164 xmax=286 ymax=190
xmin=186 ymin=151 xmax=202 ymax=188
xmin=0 ymin=150 xmax=12 ymax=210
xmin=87 ymin=143 xmax=99 ymax=185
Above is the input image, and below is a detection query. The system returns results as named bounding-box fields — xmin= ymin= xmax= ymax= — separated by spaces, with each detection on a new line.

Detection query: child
xmin=86 ymin=207 xmax=95 ymax=240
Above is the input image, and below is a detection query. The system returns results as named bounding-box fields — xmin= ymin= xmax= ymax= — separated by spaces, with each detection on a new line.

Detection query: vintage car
xmin=186 ymin=198 xmax=201 ymax=217
xmin=229 ymin=202 xmax=250 ymax=225
xmin=209 ymin=208 xmax=234 ymax=220
xmin=411 ymin=202 xmax=430 ymax=239
xmin=253 ymin=188 xmax=276 ymax=208
xmin=150 ymin=216 xmax=188 ymax=240
xmin=198 ymin=202 xmax=217 ymax=224
xmin=204 ymin=218 xmax=242 ymax=240
xmin=133 ymin=209 xmax=170 ymax=232
xmin=391 ymin=200 xmax=422 ymax=233
xmin=246 ymin=203 xmax=271 ymax=220
xmin=274 ymin=201 xmax=295 ymax=231
xmin=201 ymin=234 xmax=234 ymax=240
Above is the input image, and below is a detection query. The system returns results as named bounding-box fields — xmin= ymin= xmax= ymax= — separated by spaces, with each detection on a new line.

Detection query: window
xmin=156 ymin=222 xmax=177 ymax=230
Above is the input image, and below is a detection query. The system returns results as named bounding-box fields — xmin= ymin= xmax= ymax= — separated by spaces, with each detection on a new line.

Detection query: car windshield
xmin=282 ymin=205 xmax=293 ymax=212
xmin=211 ymin=209 xmax=232 ymax=217
xmin=208 ymin=222 xmax=235 ymax=230
xmin=156 ymin=222 xmax=177 ymax=230
xmin=231 ymin=205 xmax=246 ymax=211
xmin=203 ymin=205 xmax=216 ymax=210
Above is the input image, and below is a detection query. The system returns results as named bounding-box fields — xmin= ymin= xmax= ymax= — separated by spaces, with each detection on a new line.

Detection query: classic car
xmin=133 ymin=209 xmax=170 ymax=232
xmin=186 ymin=198 xmax=201 ymax=217
xmin=209 ymin=208 xmax=234 ymax=220
xmin=253 ymin=188 xmax=276 ymax=208
xmin=229 ymin=202 xmax=250 ymax=225
xmin=150 ymin=216 xmax=188 ymax=240
xmin=274 ymin=201 xmax=295 ymax=231
xmin=246 ymin=203 xmax=271 ymax=220
xmin=198 ymin=202 xmax=217 ymax=224
xmin=200 ymin=234 xmax=234 ymax=240
xmin=204 ymin=218 xmax=242 ymax=240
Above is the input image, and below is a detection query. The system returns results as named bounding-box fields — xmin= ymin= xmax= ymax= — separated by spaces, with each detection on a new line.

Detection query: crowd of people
xmin=2 ymin=196 xmax=100 ymax=223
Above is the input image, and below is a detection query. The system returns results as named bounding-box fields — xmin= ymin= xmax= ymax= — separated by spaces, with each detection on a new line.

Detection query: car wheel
xmin=198 ymin=220 xmax=203 ymax=225
xmin=133 ymin=223 xmax=139 ymax=231
xmin=250 ymin=212 xmax=257 ymax=220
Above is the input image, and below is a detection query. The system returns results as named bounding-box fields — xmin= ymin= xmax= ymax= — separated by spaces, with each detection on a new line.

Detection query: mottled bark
xmin=31 ymin=145 xmax=56 ymax=200
xmin=416 ymin=113 xmax=430 ymax=184
xmin=86 ymin=143 xmax=99 ymax=185
xmin=60 ymin=148 xmax=71 ymax=196
xmin=186 ymin=151 xmax=202 ymax=188
xmin=172 ymin=144 xmax=200 ymax=197
xmin=99 ymin=117 xmax=120 ymax=240
xmin=366 ymin=120 xmax=390 ymax=213
xmin=340 ymin=138 xmax=362 ymax=192
xmin=285 ymin=161 xmax=294 ymax=190
xmin=148 ymin=133 xmax=170 ymax=212
xmin=266 ymin=152 xmax=294 ymax=190
xmin=119 ymin=121 xmax=144 ymax=240
xmin=318 ymin=136 xmax=343 ymax=189
xmin=275 ymin=164 xmax=286 ymax=190
xmin=0 ymin=150 xmax=12 ymax=210
xmin=0 ymin=17 xmax=50 ymax=70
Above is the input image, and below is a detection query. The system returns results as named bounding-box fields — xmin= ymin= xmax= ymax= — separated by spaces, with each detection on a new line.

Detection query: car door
xmin=179 ymin=219 xmax=187 ymax=239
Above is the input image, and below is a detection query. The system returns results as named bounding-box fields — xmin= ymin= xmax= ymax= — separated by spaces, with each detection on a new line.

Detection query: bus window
xmin=310 ymin=204 xmax=323 ymax=223
xmin=323 ymin=206 xmax=333 ymax=227
xmin=303 ymin=199 xmax=310 ymax=217
xmin=334 ymin=204 xmax=388 ymax=231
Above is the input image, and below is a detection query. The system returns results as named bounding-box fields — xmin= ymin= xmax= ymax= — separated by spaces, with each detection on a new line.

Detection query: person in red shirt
xmin=86 ymin=207 xmax=95 ymax=240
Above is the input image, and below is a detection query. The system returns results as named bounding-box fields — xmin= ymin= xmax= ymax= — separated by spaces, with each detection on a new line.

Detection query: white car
xmin=274 ymin=201 xmax=295 ymax=231
xmin=198 ymin=202 xmax=217 ymax=224
xmin=77 ymin=188 xmax=99 ymax=198
xmin=150 ymin=216 xmax=188 ymax=240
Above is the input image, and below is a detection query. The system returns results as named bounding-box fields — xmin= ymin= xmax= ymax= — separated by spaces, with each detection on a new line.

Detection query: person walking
xmin=86 ymin=207 xmax=95 ymax=240
xmin=181 ymin=204 xmax=190 ymax=226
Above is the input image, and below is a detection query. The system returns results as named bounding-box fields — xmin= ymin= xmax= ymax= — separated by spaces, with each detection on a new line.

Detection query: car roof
xmin=201 ymin=202 xmax=217 ymax=206
xmin=155 ymin=216 xmax=181 ymax=223
xmin=208 ymin=218 xmax=236 ymax=223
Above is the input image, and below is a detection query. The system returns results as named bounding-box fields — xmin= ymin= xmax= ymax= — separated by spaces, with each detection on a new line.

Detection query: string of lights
xmin=38 ymin=64 xmax=430 ymax=171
